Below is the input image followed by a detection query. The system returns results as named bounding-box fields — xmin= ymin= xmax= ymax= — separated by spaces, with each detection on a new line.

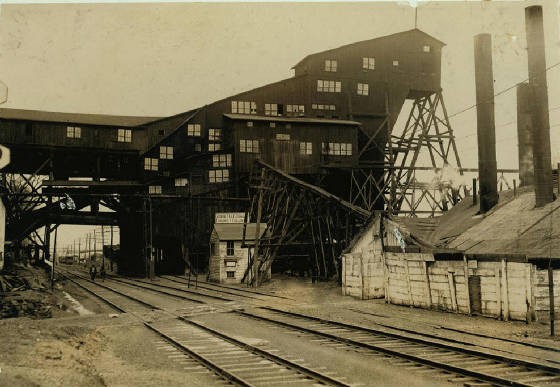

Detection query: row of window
xmin=321 ymin=47 xmax=430 ymax=73
xmin=317 ymin=80 xmax=370 ymax=95
xmin=238 ymin=139 xmax=352 ymax=156
xmin=311 ymin=104 xmax=336 ymax=111
xmin=66 ymin=126 xmax=134 ymax=143
xmin=322 ymin=142 xmax=353 ymax=156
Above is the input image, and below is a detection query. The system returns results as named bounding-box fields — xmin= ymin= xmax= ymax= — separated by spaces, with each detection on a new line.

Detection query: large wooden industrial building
xmin=0 ymin=28 xmax=454 ymax=278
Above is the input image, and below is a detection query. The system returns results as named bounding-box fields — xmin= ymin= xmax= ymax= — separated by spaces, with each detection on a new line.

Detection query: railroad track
xmin=163 ymin=274 xmax=294 ymax=301
xmin=60 ymin=270 xmax=351 ymax=387
xmin=235 ymin=307 xmax=560 ymax=387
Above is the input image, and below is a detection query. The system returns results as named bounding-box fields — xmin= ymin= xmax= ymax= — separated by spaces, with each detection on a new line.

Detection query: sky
xmin=0 ymin=1 xmax=558 ymax=248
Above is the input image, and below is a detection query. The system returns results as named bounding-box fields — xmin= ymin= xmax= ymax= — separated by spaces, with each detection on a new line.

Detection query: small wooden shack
xmin=343 ymin=189 xmax=560 ymax=322
xmin=208 ymin=222 xmax=268 ymax=284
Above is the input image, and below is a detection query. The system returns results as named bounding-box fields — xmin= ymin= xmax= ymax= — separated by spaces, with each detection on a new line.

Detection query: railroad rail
xmin=236 ymin=307 xmax=560 ymax=387
xmin=59 ymin=269 xmax=351 ymax=387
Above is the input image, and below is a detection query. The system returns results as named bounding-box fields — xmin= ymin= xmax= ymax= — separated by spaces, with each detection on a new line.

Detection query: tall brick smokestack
xmin=516 ymin=82 xmax=534 ymax=187
xmin=473 ymin=33 xmax=499 ymax=213
xmin=526 ymin=5 xmax=554 ymax=206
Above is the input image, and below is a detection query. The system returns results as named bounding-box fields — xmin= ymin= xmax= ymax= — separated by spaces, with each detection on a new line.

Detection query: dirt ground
xmin=0 ymin=270 xmax=559 ymax=387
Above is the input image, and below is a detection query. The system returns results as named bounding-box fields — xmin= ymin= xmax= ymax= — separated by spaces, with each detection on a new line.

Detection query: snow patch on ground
xmin=63 ymin=291 xmax=94 ymax=316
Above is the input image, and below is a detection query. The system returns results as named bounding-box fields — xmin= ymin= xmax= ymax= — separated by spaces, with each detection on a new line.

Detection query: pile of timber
xmin=0 ymin=266 xmax=53 ymax=319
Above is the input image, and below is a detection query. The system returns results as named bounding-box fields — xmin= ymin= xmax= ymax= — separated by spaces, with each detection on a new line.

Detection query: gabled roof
xmin=211 ymin=223 xmax=268 ymax=241
xmin=292 ymin=28 xmax=446 ymax=69
xmin=223 ymin=113 xmax=361 ymax=126
xmin=0 ymin=108 xmax=160 ymax=127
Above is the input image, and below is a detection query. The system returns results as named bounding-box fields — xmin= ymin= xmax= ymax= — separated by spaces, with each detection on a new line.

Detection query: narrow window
xmin=299 ymin=142 xmax=312 ymax=155
xmin=357 ymin=83 xmax=369 ymax=96
xmin=392 ymin=60 xmax=399 ymax=67
xmin=226 ymin=241 xmax=234 ymax=256
xmin=174 ymin=177 xmax=189 ymax=187
xmin=148 ymin=185 xmax=162 ymax=194
xmin=324 ymin=59 xmax=337 ymax=72
xmin=208 ymin=128 xmax=222 ymax=141
xmin=362 ymin=57 xmax=375 ymax=70
xmin=212 ymin=154 xmax=232 ymax=168
xmin=66 ymin=126 xmax=82 ymax=138
xmin=270 ymin=122 xmax=276 ymax=128
xmin=275 ymin=133 xmax=290 ymax=141
xmin=159 ymin=146 xmax=173 ymax=159
xmin=187 ymin=124 xmax=201 ymax=137
xmin=208 ymin=143 xmax=222 ymax=152
xmin=265 ymin=104 xmax=278 ymax=116
xmin=144 ymin=158 xmax=158 ymax=171
xmin=117 ymin=128 xmax=132 ymax=143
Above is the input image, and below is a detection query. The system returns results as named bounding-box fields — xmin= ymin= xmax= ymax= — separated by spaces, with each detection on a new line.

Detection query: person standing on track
xmin=89 ymin=264 xmax=97 ymax=281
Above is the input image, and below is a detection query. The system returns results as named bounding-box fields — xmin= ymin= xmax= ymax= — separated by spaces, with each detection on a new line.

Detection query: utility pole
xmin=101 ymin=225 xmax=105 ymax=275
xmin=51 ymin=227 xmax=58 ymax=290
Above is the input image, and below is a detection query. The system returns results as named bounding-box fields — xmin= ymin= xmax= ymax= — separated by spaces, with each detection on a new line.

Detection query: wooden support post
xmin=472 ymin=178 xmax=478 ymax=205
xmin=404 ymin=259 xmax=413 ymax=306
xmin=360 ymin=254 xmax=365 ymax=300
xmin=423 ymin=261 xmax=432 ymax=308
xmin=101 ymin=225 xmax=105 ymax=275
xmin=448 ymin=271 xmax=458 ymax=312
xmin=525 ymin=264 xmax=534 ymax=323
xmin=51 ymin=227 xmax=57 ymax=290
xmin=548 ymin=262 xmax=555 ymax=336
xmin=463 ymin=256 xmax=471 ymax=315
xmin=501 ymin=259 xmax=510 ymax=321
xmin=253 ymin=168 xmax=265 ymax=287
xmin=495 ymin=265 xmax=502 ymax=319
xmin=110 ymin=225 xmax=114 ymax=272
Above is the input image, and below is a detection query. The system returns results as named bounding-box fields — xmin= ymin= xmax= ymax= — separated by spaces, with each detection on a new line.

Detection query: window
xmin=312 ymin=104 xmax=336 ymax=111
xmin=321 ymin=142 xmax=353 ymax=156
xmin=362 ymin=57 xmax=375 ymax=70
xmin=148 ymin=185 xmax=162 ymax=194
xmin=187 ymin=124 xmax=201 ymax=137
xmin=25 ymin=123 xmax=33 ymax=136
xmin=194 ymin=143 xmax=202 ymax=152
xmin=144 ymin=157 xmax=158 ymax=171
xmin=231 ymin=101 xmax=257 ymax=114
xmin=209 ymin=128 xmax=222 ymax=141
xmin=225 ymin=260 xmax=236 ymax=268
xmin=317 ymin=80 xmax=341 ymax=93
xmin=270 ymin=122 xmax=276 ymax=128
xmin=239 ymin=139 xmax=259 ymax=153
xmin=226 ymin=241 xmax=234 ymax=256
xmin=392 ymin=60 xmax=399 ymax=67
xmin=324 ymin=59 xmax=337 ymax=72
xmin=226 ymin=271 xmax=235 ymax=279
xmin=174 ymin=177 xmax=189 ymax=187
xmin=265 ymin=104 xmax=278 ymax=116
xmin=212 ymin=154 xmax=232 ymax=168
xmin=208 ymin=143 xmax=222 ymax=152
xmin=158 ymin=129 xmax=165 ymax=136
xmin=286 ymin=104 xmax=305 ymax=117
xmin=159 ymin=146 xmax=173 ymax=159
xmin=208 ymin=169 xmax=229 ymax=183
xmin=117 ymin=128 xmax=132 ymax=143
xmin=357 ymin=83 xmax=369 ymax=96
xmin=66 ymin=126 xmax=81 ymax=138
xmin=275 ymin=133 xmax=290 ymax=141
xmin=423 ymin=45 xmax=431 ymax=53
xmin=247 ymin=121 xmax=253 ymax=127
xmin=300 ymin=142 xmax=312 ymax=155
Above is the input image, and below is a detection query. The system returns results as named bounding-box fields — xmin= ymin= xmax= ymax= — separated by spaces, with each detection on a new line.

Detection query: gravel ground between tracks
xmin=0 ymin=272 xmax=559 ymax=387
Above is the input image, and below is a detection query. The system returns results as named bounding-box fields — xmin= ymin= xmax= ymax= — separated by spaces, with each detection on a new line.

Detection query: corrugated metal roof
xmin=397 ymin=187 xmax=560 ymax=259
xmin=0 ymin=108 xmax=160 ymax=127
xmin=223 ymin=113 xmax=360 ymax=126
xmin=211 ymin=223 xmax=268 ymax=241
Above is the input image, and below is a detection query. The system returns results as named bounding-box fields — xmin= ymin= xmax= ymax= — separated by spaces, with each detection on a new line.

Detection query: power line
xmin=447 ymin=61 xmax=560 ymax=120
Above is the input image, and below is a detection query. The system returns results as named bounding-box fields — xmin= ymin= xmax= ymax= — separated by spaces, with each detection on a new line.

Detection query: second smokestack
xmin=474 ymin=33 xmax=499 ymax=213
